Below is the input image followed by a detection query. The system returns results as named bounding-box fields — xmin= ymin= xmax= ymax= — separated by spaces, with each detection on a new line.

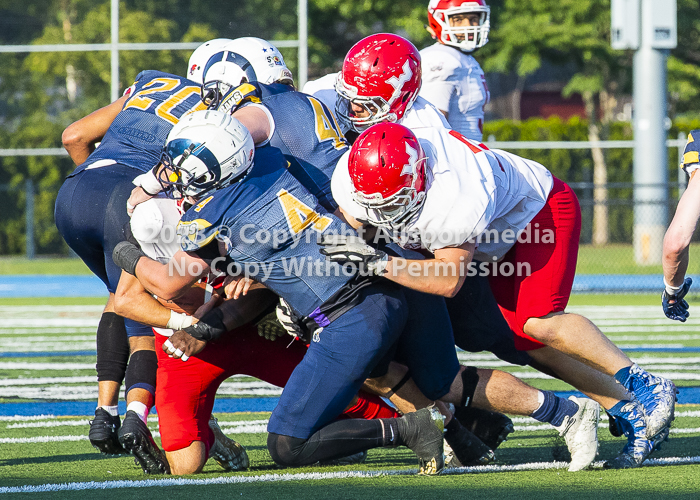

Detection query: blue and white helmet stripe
xmin=165 ymin=138 xmax=222 ymax=181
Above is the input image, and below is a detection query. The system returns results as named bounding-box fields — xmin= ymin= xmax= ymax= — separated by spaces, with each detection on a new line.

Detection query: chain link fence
xmin=2 ymin=136 xmax=696 ymax=292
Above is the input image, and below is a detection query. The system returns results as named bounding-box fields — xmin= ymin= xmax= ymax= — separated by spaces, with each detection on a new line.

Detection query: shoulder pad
xmin=218 ymin=82 xmax=263 ymax=114
xmin=681 ymin=130 xmax=700 ymax=175
xmin=177 ymin=218 xmax=219 ymax=252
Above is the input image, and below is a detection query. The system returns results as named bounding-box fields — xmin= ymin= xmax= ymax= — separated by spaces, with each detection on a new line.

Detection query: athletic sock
xmin=531 ymin=391 xmax=579 ymax=427
xmin=98 ymin=405 xmax=119 ymax=417
xmin=342 ymin=392 xmax=401 ymax=420
xmin=126 ymin=401 xmax=149 ymax=424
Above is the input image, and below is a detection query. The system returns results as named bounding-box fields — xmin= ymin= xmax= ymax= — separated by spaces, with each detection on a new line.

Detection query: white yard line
xmin=3 ymin=456 xmax=700 ymax=494
xmin=0 ymin=362 xmax=95 ymax=370
xmin=0 ymin=380 xmax=281 ymax=399
xmin=0 ymin=319 xmax=99 ymax=328
xmin=0 ymin=376 xmax=96 ymax=386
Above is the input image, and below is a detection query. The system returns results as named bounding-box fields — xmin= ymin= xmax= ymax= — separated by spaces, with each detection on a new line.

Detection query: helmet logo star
xmin=386 ymin=60 xmax=413 ymax=105
xmin=401 ymin=143 xmax=418 ymax=176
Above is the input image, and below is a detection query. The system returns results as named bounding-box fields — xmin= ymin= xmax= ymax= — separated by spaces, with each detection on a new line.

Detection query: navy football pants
xmin=55 ymin=164 xmax=152 ymax=337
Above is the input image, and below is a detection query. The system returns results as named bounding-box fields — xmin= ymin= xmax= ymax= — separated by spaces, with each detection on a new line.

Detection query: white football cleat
xmin=554 ymin=396 xmax=599 ymax=472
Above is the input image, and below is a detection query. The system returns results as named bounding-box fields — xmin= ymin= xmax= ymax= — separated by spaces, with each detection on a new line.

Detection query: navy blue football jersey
xmin=70 ymin=70 xmax=206 ymax=177
xmin=177 ymin=146 xmax=357 ymax=317
xmin=217 ymin=82 xmax=347 ymax=211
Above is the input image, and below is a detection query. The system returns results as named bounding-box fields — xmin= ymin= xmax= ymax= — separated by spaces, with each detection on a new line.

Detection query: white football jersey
xmin=419 ymin=43 xmax=490 ymax=142
xmin=130 ymin=198 xmax=184 ymax=336
xmin=302 ymin=73 xmax=451 ymax=133
xmin=332 ymin=127 xmax=553 ymax=261
xmin=130 ymin=197 xmax=183 ymax=264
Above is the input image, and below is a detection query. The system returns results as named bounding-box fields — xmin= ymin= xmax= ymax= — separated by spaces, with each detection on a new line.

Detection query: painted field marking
xmin=3 ymin=456 xmax=700 ymax=494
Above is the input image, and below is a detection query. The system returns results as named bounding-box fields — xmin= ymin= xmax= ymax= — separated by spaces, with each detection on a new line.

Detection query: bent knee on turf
xmin=166 ymin=441 xmax=207 ymax=475
xmin=267 ymin=433 xmax=309 ymax=467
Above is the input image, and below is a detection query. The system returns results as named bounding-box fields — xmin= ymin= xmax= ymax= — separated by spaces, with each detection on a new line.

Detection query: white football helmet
xmin=187 ymin=38 xmax=232 ymax=84
xmin=159 ymin=110 xmax=255 ymax=199
xmin=201 ymin=37 xmax=293 ymax=107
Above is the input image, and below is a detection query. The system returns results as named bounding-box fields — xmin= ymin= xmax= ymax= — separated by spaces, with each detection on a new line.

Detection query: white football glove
xmin=275 ymin=298 xmax=310 ymax=342
xmin=318 ymin=234 xmax=388 ymax=276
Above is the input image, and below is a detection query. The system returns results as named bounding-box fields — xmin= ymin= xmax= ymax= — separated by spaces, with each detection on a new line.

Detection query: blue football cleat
xmin=621 ymin=364 xmax=677 ymax=438
xmin=603 ymin=400 xmax=666 ymax=469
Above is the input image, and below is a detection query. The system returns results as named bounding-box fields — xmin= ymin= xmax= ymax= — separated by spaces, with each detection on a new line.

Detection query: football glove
xmin=275 ymin=298 xmax=310 ymax=343
xmin=318 ymin=234 xmax=389 ymax=276
xmin=662 ymin=277 xmax=692 ymax=322
xmin=255 ymin=310 xmax=288 ymax=342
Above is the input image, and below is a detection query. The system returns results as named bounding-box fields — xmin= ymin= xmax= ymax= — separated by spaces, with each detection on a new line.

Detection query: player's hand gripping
xmin=275 ymin=298 xmax=311 ymax=343
xmin=662 ymin=277 xmax=693 ymax=322
xmin=318 ymin=234 xmax=388 ymax=276
xmin=162 ymin=293 xmax=219 ymax=361
xmin=224 ymin=275 xmax=255 ymax=299
xmin=163 ymin=331 xmax=206 ymax=362
xmin=126 ymin=186 xmax=155 ymax=217
xmin=255 ymin=310 xmax=288 ymax=341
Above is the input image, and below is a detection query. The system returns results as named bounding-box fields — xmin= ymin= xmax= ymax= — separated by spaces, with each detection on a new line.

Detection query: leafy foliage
xmin=0 ymin=0 xmax=699 ymax=254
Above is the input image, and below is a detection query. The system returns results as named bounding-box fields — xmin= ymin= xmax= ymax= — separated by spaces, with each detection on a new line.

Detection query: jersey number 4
xmin=277 ymin=189 xmax=332 ymax=235
xmin=308 ymin=96 xmax=347 ymax=151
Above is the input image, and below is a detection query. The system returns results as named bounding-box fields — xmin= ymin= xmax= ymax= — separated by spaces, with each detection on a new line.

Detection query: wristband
xmin=182 ymin=307 xmax=227 ymax=341
xmin=112 ymin=241 xmax=146 ymax=276
xmin=166 ymin=311 xmax=193 ymax=330
xmin=664 ymin=278 xmax=683 ymax=296
xmin=133 ymin=171 xmax=163 ymax=196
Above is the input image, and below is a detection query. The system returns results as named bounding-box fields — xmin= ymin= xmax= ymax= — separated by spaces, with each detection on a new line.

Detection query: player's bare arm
xmin=383 ymin=242 xmax=475 ymax=297
xmin=114 ymin=271 xmax=173 ymax=327
xmin=133 ymin=249 xmax=211 ymax=300
xmin=232 ymin=105 xmax=272 ymax=145
xmin=61 ymin=95 xmax=128 ymax=165
xmin=663 ymin=170 xmax=700 ymax=287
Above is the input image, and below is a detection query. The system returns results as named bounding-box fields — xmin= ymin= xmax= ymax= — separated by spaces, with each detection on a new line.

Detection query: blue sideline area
xmin=0 ymin=275 xmax=107 ymax=297
xmin=0 ymin=274 xmax=695 ymax=297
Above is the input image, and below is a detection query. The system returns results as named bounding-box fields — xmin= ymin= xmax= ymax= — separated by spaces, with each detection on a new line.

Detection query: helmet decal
xmin=387 ymin=60 xmax=414 ymax=106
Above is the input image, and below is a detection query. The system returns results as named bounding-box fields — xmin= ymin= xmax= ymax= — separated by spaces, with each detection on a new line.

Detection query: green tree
xmin=480 ymin=0 xmax=630 ymax=245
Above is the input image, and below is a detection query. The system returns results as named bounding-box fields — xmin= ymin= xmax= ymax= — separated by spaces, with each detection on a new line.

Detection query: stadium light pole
xmin=298 ymin=0 xmax=308 ymax=89
xmin=612 ymin=0 xmax=676 ymax=265
xmin=111 ymin=0 xmax=119 ymax=103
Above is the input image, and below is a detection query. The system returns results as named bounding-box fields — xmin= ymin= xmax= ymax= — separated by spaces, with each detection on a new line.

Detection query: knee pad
xmin=460 ymin=366 xmax=480 ymax=408
xmin=124 ymin=349 xmax=158 ymax=398
xmin=95 ymin=312 xmax=129 ymax=383
xmin=267 ymin=433 xmax=307 ymax=467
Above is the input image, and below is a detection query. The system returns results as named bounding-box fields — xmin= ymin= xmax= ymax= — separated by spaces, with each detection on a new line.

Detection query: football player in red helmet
xmin=420 ymin=0 xmax=491 ymax=141
xmin=427 ymin=0 xmax=490 ymax=52
xmin=323 ymin=121 xmax=677 ymax=469
xmin=347 ymin=120 xmax=427 ymax=229
xmin=334 ymin=33 xmax=423 ymax=132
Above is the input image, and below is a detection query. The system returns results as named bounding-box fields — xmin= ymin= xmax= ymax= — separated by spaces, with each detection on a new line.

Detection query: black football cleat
xmin=88 ymin=408 xmax=127 ymax=456
xmin=454 ymin=406 xmax=515 ymax=451
xmin=208 ymin=416 xmax=249 ymax=471
xmin=444 ymin=420 xmax=495 ymax=467
xmin=606 ymin=411 xmax=623 ymax=437
xmin=398 ymin=406 xmax=445 ymax=475
xmin=118 ymin=410 xmax=170 ymax=474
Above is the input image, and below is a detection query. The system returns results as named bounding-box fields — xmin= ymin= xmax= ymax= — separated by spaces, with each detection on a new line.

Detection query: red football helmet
xmin=335 ymin=34 xmax=422 ymax=133
xmin=427 ymin=0 xmax=490 ymax=52
xmin=348 ymin=123 xmax=427 ymax=229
